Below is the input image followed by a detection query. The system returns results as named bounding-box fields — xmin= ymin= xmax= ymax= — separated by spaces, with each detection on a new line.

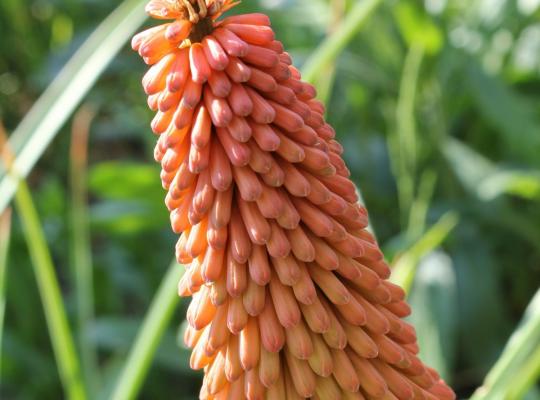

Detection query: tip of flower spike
xmin=146 ymin=0 xmax=240 ymax=22
xmin=145 ymin=0 xmax=184 ymax=19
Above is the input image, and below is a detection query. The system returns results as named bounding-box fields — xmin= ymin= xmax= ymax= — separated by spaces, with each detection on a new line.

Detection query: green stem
xmin=302 ymin=0 xmax=385 ymax=84
xmin=70 ymin=106 xmax=100 ymax=396
xmin=14 ymin=180 xmax=86 ymax=400
xmin=110 ymin=260 xmax=184 ymax=400
xmin=0 ymin=209 xmax=12 ymax=380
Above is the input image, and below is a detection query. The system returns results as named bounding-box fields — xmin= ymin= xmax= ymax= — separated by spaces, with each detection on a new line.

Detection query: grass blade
xmin=70 ymin=106 xmax=100 ymax=396
xmin=390 ymin=211 xmax=459 ymax=293
xmin=0 ymin=209 xmax=12 ymax=379
xmin=508 ymin=344 xmax=540 ymax=399
xmin=408 ymin=251 xmax=458 ymax=381
xmin=392 ymin=43 xmax=424 ymax=225
xmin=0 ymin=0 xmax=147 ymax=214
xmin=15 ymin=181 xmax=87 ymax=400
xmin=471 ymin=288 xmax=540 ymax=399
xmin=302 ymin=0 xmax=384 ymax=84
xmin=110 ymin=260 xmax=184 ymax=400
xmin=1 ymin=127 xmax=86 ymax=399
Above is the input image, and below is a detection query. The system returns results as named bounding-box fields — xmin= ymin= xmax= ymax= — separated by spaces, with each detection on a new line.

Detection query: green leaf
xmin=408 ymin=251 xmax=458 ymax=381
xmin=477 ymin=169 xmax=540 ymax=200
xmin=443 ymin=138 xmax=540 ymax=249
xmin=0 ymin=0 xmax=148 ymax=214
xmin=508 ymin=344 xmax=540 ymax=399
xmin=443 ymin=137 xmax=540 ymax=200
xmin=466 ymin=62 xmax=540 ymax=163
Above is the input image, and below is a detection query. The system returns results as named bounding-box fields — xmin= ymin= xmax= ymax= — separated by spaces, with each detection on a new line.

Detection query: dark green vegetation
xmin=0 ymin=0 xmax=539 ymax=399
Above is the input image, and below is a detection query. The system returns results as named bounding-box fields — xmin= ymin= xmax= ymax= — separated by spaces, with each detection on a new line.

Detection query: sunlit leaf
xmin=471 ymin=289 xmax=540 ymax=399
xmin=477 ymin=170 xmax=540 ymax=200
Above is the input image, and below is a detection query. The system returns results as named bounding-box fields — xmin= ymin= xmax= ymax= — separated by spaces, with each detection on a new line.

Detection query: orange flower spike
xmin=134 ymin=1 xmax=456 ymax=398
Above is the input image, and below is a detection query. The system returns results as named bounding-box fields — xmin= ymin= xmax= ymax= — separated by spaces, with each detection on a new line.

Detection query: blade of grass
xmin=443 ymin=137 xmax=540 ymax=251
xmin=390 ymin=211 xmax=459 ymax=293
xmin=407 ymin=169 xmax=437 ymax=238
xmin=0 ymin=209 xmax=12 ymax=380
xmin=408 ymin=251 xmax=458 ymax=381
xmin=110 ymin=259 xmax=184 ymax=400
xmin=0 ymin=0 xmax=147 ymax=214
xmin=14 ymin=182 xmax=87 ymax=400
xmin=302 ymin=0 xmax=385 ymax=84
xmin=471 ymin=288 xmax=540 ymax=400
xmin=391 ymin=42 xmax=425 ymax=227
xmin=15 ymin=183 xmax=88 ymax=400
xmin=0 ymin=128 xmax=86 ymax=400
xmin=310 ymin=0 xmax=345 ymax=103
xmin=508 ymin=343 xmax=540 ymax=399
xmin=70 ymin=106 xmax=100 ymax=396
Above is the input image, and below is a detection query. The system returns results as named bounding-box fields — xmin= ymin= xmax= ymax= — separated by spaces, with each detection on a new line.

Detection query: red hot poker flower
xmin=133 ymin=1 xmax=456 ymax=399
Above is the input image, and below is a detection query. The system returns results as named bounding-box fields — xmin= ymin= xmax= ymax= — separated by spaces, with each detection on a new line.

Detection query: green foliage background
xmin=0 ymin=0 xmax=540 ymax=399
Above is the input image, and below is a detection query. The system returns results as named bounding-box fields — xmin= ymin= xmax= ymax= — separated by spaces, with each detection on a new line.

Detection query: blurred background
xmin=1 ymin=0 xmax=540 ymax=399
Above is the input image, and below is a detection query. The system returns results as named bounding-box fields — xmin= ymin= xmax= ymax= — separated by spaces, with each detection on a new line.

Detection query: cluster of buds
xmin=132 ymin=1 xmax=456 ymax=399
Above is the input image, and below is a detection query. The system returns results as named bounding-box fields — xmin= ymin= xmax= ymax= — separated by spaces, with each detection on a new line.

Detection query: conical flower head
xmin=133 ymin=1 xmax=456 ymax=399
